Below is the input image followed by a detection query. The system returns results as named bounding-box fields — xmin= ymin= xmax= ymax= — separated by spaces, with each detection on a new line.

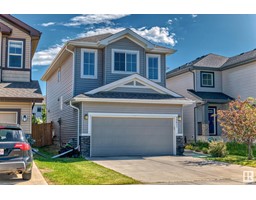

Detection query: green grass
xmin=34 ymin=146 xmax=140 ymax=185
xmin=207 ymin=155 xmax=256 ymax=168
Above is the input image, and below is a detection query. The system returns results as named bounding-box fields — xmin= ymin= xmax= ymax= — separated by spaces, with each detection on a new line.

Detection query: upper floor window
xmin=112 ymin=49 xmax=139 ymax=74
xmin=81 ymin=49 xmax=97 ymax=79
xmin=146 ymin=54 xmax=161 ymax=82
xmin=8 ymin=40 xmax=23 ymax=69
xmin=200 ymin=71 xmax=214 ymax=87
xmin=37 ymin=107 xmax=42 ymax=113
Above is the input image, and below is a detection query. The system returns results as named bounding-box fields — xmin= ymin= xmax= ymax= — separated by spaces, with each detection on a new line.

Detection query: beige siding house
xmin=0 ymin=14 xmax=43 ymax=134
xmin=42 ymin=29 xmax=193 ymax=157
xmin=167 ymin=49 xmax=256 ymax=142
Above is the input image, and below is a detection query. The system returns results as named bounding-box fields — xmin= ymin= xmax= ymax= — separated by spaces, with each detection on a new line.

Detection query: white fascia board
xmin=73 ymin=97 xmax=194 ymax=105
xmin=99 ymin=28 xmax=154 ymax=49
xmin=69 ymin=41 xmax=100 ymax=48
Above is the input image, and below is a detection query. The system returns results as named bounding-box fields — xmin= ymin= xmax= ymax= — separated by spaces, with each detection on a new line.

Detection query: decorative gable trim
xmin=99 ymin=28 xmax=155 ymax=49
xmin=85 ymin=74 xmax=182 ymax=97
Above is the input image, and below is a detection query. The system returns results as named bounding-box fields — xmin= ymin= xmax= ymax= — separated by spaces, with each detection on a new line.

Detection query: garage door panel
xmin=91 ymin=117 xmax=173 ymax=157
xmin=0 ymin=112 xmax=17 ymax=124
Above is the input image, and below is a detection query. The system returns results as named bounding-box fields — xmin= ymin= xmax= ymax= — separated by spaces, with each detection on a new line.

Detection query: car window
xmin=0 ymin=129 xmax=24 ymax=142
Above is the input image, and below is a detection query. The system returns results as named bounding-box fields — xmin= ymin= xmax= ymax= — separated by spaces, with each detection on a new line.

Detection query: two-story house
xmin=0 ymin=14 xmax=43 ymax=135
xmin=166 ymin=49 xmax=256 ymax=142
xmin=42 ymin=29 xmax=193 ymax=157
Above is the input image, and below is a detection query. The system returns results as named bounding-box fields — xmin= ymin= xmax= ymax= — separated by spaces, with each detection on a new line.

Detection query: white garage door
xmin=0 ymin=112 xmax=17 ymax=124
xmin=91 ymin=116 xmax=174 ymax=157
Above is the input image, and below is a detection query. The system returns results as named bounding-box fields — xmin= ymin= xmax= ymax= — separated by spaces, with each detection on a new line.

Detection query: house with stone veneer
xmin=0 ymin=14 xmax=43 ymax=134
xmin=166 ymin=49 xmax=256 ymax=142
xmin=42 ymin=28 xmax=193 ymax=157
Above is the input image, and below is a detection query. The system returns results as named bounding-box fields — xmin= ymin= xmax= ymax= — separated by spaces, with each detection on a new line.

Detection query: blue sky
xmin=13 ymin=14 xmax=256 ymax=95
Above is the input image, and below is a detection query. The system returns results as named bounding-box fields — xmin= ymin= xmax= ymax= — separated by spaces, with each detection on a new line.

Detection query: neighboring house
xmin=0 ymin=14 xmax=43 ymax=135
xmin=32 ymin=96 xmax=45 ymax=119
xmin=42 ymin=28 xmax=193 ymax=157
xmin=166 ymin=49 xmax=256 ymax=142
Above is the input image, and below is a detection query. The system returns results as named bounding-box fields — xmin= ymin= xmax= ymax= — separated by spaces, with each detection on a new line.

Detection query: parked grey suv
xmin=0 ymin=124 xmax=33 ymax=180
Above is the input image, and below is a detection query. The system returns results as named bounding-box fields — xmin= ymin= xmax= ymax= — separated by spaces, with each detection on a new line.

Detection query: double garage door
xmin=0 ymin=112 xmax=17 ymax=124
xmin=91 ymin=116 xmax=175 ymax=157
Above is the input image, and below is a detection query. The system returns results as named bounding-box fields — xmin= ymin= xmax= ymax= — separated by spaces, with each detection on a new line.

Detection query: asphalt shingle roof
xmin=75 ymin=92 xmax=183 ymax=100
xmin=167 ymin=48 xmax=256 ymax=77
xmin=70 ymin=33 xmax=113 ymax=43
xmin=187 ymin=89 xmax=234 ymax=103
xmin=0 ymin=81 xmax=43 ymax=101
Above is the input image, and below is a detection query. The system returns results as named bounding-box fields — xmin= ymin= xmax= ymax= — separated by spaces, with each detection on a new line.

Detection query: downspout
xmin=65 ymin=45 xmax=75 ymax=97
xmin=69 ymin=101 xmax=80 ymax=150
xmin=65 ymin=45 xmax=80 ymax=149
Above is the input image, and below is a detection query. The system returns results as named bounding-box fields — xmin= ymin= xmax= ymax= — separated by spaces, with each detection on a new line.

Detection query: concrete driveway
xmin=0 ymin=162 xmax=47 ymax=185
xmin=91 ymin=154 xmax=256 ymax=185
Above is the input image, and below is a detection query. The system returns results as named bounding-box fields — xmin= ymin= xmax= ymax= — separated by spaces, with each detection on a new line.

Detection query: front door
xmin=208 ymin=107 xmax=217 ymax=136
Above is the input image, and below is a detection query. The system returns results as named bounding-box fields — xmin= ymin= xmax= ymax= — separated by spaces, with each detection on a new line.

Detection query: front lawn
xmin=207 ymin=155 xmax=256 ymax=168
xmin=34 ymin=147 xmax=140 ymax=185
xmin=186 ymin=141 xmax=256 ymax=168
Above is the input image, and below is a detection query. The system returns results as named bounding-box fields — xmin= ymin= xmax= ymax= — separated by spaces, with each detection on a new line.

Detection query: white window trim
xmin=146 ymin=54 xmax=161 ymax=83
xmin=201 ymin=72 xmax=214 ymax=87
xmin=7 ymin=40 xmax=24 ymax=69
xmin=81 ymin=48 xmax=98 ymax=79
xmin=87 ymin=112 xmax=179 ymax=157
xmin=60 ymin=96 xmax=63 ymax=111
xmin=111 ymin=49 xmax=140 ymax=74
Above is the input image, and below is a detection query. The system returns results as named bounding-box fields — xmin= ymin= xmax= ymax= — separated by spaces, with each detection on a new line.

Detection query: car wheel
xmin=22 ymin=171 xmax=32 ymax=180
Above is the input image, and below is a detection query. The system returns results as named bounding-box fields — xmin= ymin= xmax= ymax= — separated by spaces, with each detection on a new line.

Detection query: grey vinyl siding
xmin=46 ymin=55 xmax=77 ymax=143
xmin=74 ymin=47 xmax=103 ymax=96
xmin=109 ymin=87 xmax=158 ymax=94
xmin=104 ymin=38 xmax=166 ymax=87
xmin=81 ymin=102 xmax=182 ymax=134
xmin=222 ymin=61 xmax=256 ymax=100
xmin=195 ymin=70 xmax=222 ymax=92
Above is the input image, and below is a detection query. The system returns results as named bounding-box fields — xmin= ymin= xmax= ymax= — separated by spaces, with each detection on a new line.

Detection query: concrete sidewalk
xmin=0 ymin=162 xmax=47 ymax=185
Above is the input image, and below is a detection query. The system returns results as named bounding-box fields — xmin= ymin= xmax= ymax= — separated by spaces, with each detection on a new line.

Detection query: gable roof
xmin=42 ymin=28 xmax=176 ymax=81
xmin=167 ymin=48 xmax=256 ymax=78
xmin=0 ymin=14 xmax=41 ymax=37
xmin=0 ymin=14 xmax=41 ymax=57
xmin=85 ymin=73 xmax=182 ymax=97
xmin=0 ymin=81 xmax=43 ymax=102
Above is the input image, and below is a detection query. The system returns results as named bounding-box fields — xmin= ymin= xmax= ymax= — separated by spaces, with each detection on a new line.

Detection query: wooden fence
xmin=32 ymin=122 xmax=53 ymax=147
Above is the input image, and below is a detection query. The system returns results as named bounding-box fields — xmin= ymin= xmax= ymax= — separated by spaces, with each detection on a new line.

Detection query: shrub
xmin=209 ymin=141 xmax=228 ymax=157
xmin=202 ymin=147 xmax=209 ymax=154
xmin=195 ymin=140 xmax=209 ymax=150
xmin=185 ymin=144 xmax=194 ymax=150
xmin=194 ymin=147 xmax=201 ymax=152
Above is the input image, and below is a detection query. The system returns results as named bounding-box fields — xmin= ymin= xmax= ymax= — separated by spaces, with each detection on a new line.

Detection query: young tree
xmin=217 ymin=97 xmax=256 ymax=160
xmin=41 ymin=104 xmax=47 ymax=123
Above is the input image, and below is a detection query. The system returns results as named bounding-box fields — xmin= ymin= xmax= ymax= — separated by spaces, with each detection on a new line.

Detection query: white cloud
xmin=77 ymin=27 xmax=125 ymax=38
xmin=64 ymin=14 xmax=130 ymax=27
xmin=167 ymin=19 xmax=173 ymax=25
xmin=192 ymin=14 xmax=198 ymax=18
xmin=41 ymin=22 xmax=56 ymax=27
xmin=132 ymin=27 xmax=177 ymax=46
xmin=32 ymin=45 xmax=62 ymax=66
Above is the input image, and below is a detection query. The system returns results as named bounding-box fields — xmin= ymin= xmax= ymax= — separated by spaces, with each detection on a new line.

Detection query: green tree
xmin=218 ymin=97 xmax=256 ymax=160
xmin=42 ymin=104 xmax=47 ymax=123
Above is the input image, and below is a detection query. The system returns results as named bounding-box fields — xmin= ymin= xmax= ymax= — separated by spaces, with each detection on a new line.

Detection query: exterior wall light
xmin=178 ymin=116 xmax=182 ymax=121
xmin=22 ymin=115 xmax=28 ymax=122
xmin=84 ymin=114 xmax=88 ymax=120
